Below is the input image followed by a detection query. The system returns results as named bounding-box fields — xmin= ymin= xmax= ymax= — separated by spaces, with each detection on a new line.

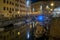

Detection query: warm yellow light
xmin=51 ymin=3 xmax=54 ymax=6
xmin=18 ymin=32 xmax=20 ymax=35
xmin=18 ymin=11 xmax=20 ymax=14
xmin=30 ymin=25 xmax=32 ymax=28
xmin=46 ymin=5 xmax=49 ymax=9
xmin=50 ymin=9 xmax=53 ymax=11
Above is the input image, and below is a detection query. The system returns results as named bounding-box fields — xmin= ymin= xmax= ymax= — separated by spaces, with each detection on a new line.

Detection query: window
xmin=3 ymin=7 xmax=5 ymax=10
xmin=20 ymin=10 xmax=25 ymax=12
xmin=3 ymin=0 xmax=5 ymax=3
xmin=9 ymin=11 xmax=12 ymax=13
xmin=12 ymin=8 xmax=14 ymax=11
xmin=20 ymin=5 xmax=25 ymax=8
xmin=9 ymin=8 xmax=12 ymax=13
xmin=20 ymin=0 xmax=25 ymax=4
xmin=15 ymin=3 xmax=19 ymax=7
xmin=15 ymin=9 xmax=19 ymax=11
xmin=10 ymin=8 xmax=11 ymax=11
xmin=10 ymin=1 xmax=11 ymax=4
xmin=12 ymin=2 xmax=14 ymax=5
xmin=7 ymin=1 xmax=8 ymax=4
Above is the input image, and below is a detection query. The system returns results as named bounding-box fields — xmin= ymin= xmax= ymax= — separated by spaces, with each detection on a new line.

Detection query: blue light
xmin=27 ymin=32 xmax=30 ymax=39
xmin=37 ymin=15 xmax=44 ymax=22
xmin=27 ymin=33 xmax=29 ymax=38
xmin=26 ymin=0 xmax=30 ymax=7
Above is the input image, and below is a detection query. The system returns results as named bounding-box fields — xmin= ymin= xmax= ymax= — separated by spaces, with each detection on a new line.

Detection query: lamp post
xmin=18 ymin=32 xmax=21 ymax=40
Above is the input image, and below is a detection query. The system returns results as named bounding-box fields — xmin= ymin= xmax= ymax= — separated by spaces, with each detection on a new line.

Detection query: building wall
xmin=49 ymin=18 xmax=60 ymax=40
xmin=0 ymin=0 xmax=27 ymax=18
xmin=0 ymin=22 xmax=31 ymax=40
xmin=0 ymin=0 xmax=15 ymax=18
xmin=20 ymin=0 xmax=26 ymax=15
xmin=31 ymin=2 xmax=42 ymax=14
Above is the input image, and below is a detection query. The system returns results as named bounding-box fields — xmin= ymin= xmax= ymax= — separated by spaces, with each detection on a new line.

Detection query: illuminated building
xmin=0 ymin=23 xmax=31 ymax=40
xmin=31 ymin=1 xmax=60 ymax=14
xmin=31 ymin=2 xmax=41 ymax=14
xmin=0 ymin=0 xmax=27 ymax=18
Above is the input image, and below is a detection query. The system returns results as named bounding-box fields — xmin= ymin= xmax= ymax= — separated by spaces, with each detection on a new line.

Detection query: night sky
xmin=31 ymin=0 xmax=41 ymax=3
xmin=31 ymin=0 xmax=57 ymax=3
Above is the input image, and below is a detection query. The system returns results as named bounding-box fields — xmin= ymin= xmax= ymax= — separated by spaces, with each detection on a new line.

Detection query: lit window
xmin=18 ymin=32 xmax=20 ymax=35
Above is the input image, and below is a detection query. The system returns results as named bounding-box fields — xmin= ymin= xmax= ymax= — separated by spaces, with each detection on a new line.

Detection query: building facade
xmin=31 ymin=1 xmax=60 ymax=15
xmin=0 ymin=21 xmax=35 ymax=40
xmin=0 ymin=0 xmax=27 ymax=18
xmin=31 ymin=2 xmax=42 ymax=15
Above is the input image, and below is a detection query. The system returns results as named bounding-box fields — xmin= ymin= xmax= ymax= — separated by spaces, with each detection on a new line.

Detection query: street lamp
xmin=50 ymin=2 xmax=54 ymax=12
xmin=51 ymin=2 xmax=54 ymax=6
xmin=18 ymin=11 xmax=20 ymax=16
xmin=18 ymin=32 xmax=20 ymax=35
